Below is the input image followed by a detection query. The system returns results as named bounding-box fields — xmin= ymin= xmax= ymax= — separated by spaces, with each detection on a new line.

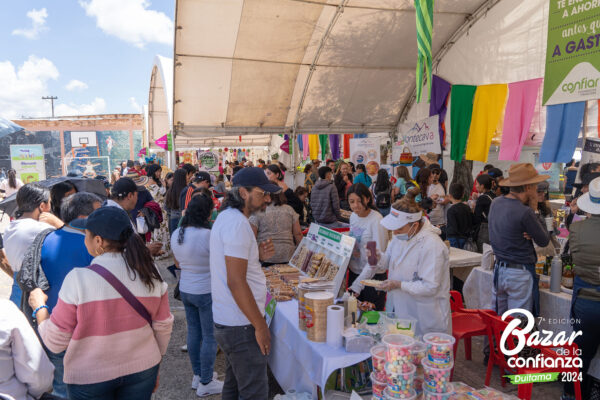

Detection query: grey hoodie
xmin=310 ymin=179 xmax=341 ymax=224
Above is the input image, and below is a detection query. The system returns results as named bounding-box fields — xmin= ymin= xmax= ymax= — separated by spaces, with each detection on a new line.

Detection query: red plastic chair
xmin=448 ymin=291 xmax=489 ymax=380
xmin=478 ymin=310 xmax=582 ymax=400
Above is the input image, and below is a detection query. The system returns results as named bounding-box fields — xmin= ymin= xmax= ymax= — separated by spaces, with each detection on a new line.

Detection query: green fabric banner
xmin=543 ymin=1 xmax=600 ymax=105
xmin=319 ymin=134 xmax=329 ymax=160
xmin=414 ymin=0 xmax=435 ymax=103
xmin=450 ymin=85 xmax=477 ymax=162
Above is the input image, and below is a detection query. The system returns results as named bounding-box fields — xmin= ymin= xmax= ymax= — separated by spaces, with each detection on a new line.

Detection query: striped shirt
xmin=38 ymin=252 xmax=173 ymax=385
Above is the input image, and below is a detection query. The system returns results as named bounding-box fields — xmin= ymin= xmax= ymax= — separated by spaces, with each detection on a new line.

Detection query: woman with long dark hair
xmin=50 ymin=180 xmax=77 ymax=219
xmin=353 ymin=164 xmax=372 ymax=188
xmin=4 ymin=184 xmax=62 ymax=306
xmin=165 ymin=169 xmax=188 ymax=234
xmin=265 ymin=164 xmax=304 ymax=218
xmin=29 ymin=206 xmax=173 ymax=400
xmin=371 ymin=169 xmax=393 ymax=216
xmin=171 ymin=194 xmax=223 ymax=395
xmin=334 ymin=162 xmax=353 ymax=210
xmin=347 ymin=183 xmax=389 ymax=310
xmin=0 ymin=169 xmax=23 ymax=198
xmin=145 ymin=164 xmax=171 ymax=257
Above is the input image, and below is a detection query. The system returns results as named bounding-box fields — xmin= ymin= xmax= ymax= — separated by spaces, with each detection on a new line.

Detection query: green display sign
xmin=543 ymin=0 xmax=600 ymax=105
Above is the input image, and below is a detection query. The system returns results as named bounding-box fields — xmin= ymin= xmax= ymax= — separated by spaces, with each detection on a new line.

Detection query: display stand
xmin=289 ymin=223 xmax=355 ymax=296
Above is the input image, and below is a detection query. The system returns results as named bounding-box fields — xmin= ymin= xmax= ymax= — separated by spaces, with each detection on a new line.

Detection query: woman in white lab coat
xmin=350 ymin=188 xmax=451 ymax=336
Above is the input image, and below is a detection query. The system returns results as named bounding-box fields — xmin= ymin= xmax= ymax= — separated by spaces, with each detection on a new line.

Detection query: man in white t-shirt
xmin=210 ymin=167 xmax=279 ymax=400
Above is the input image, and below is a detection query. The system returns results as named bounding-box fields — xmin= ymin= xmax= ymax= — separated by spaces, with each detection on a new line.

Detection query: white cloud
xmin=55 ymin=98 xmax=107 ymax=116
xmin=129 ymin=97 xmax=142 ymax=112
xmin=79 ymin=0 xmax=173 ymax=48
xmin=65 ymin=79 xmax=89 ymax=91
xmin=12 ymin=8 xmax=49 ymax=39
xmin=0 ymin=55 xmax=59 ymax=119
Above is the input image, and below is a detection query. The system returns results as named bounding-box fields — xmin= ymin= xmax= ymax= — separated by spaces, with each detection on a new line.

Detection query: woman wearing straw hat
xmin=564 ymin=176 xmax=600 ymax=398
xmin=488 ymin=163 xmax=550 ymax=319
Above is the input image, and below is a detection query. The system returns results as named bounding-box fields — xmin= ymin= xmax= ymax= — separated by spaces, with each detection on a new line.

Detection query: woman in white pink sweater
xmin=29 ymin=206 xmax=174 ymax=400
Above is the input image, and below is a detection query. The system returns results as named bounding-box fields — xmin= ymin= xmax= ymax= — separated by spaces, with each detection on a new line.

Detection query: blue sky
xmin=0 ymin=0 xmax=175 ymax=119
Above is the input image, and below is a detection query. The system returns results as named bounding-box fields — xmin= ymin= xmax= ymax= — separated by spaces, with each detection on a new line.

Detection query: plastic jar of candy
xmin=385 ymin=362 xmax=415 ymax=399
xmin=423 ymin=333 xmax=455 ymax=368
xmin=384 ymin=387 xmax=416 ymax=400
xmin=382 ymin=334 xmax=414 ymax=368
xmin=422 ymin=383 xmax=454 ymax=400
xmin=371 ymin=344 xmax=387 ymax=374
xmin=410 ymin=341 xmax=427 ymax=367
xmin=422 ymin=359 xmax=453 ymax=393
xmin=370 ymin=372 xmax=387 ymax=400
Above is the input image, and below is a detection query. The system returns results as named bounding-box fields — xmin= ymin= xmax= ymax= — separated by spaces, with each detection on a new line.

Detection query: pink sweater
xmin=39 ymin=252 xmax=173 ymax=385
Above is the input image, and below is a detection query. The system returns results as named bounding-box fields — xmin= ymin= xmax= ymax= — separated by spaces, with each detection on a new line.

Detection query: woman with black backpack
xmin=371 ymin=169 xmax=393 ymax=217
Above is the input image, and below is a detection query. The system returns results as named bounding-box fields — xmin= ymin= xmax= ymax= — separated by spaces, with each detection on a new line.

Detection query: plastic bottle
xmin=562 ymin=264 xmax=574 ymax=289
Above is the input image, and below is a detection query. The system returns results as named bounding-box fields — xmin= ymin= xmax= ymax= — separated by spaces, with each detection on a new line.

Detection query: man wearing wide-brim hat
xmin=565 ymin=176 xmax=600 ymax=398
xmin=488 ymin=163 xmax=551 ymax=319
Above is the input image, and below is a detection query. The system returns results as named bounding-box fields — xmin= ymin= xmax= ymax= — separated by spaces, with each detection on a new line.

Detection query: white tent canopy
xmin=173 ymin=0 xmax=497 ymax=142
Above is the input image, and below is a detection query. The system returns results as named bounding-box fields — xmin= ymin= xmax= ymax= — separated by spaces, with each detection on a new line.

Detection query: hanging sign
xmin=393 ymin=115 xmax=441 ymax=161
xmin=10 ymin=144 xmax=46 ymax=183
xmin=543 ymin=1 xmax=600 ymax=105
xmin=350 ymin=137 xmax=380 ymax=166
xmin=280 ymin=139 xmax=290 ymax=154
xmin=155 ymin=133 xmax=173 ymax=151
xmin=198 ymin=151 xmax=219 ymax=172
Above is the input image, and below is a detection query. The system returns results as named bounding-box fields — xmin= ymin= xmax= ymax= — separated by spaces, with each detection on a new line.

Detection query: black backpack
xmin=374 ymin=184 xmax=392 ymax=209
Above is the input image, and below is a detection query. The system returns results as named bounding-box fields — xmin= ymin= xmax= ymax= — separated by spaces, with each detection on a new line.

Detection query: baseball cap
xmin=193 ymin=171 xmax=212 ymax=187
xmin=71 ymin=206 xmax=134 ymax=241
xmin=380 ymin=207 xmax=422 ymax=230
xmin=487 ymin=168 xmax=504 ymax=179
xmin=112 ymin=177 xmax=138 ymax=198
xmin=232 ymin=167 xmax=281 ymax=193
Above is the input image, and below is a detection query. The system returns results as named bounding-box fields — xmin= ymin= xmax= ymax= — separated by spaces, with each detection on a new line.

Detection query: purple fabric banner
xmin=429 ymin=75 xmax=451 ymax=150
xmin=329 ymin=134 xmax=340 ymax=160
xmin=499 ymin=78 xmax=543 ymax=161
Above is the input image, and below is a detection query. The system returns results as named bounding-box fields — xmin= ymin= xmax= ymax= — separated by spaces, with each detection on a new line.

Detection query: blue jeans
xmin=66 ymin=364 xmax=159 ymax=400
xmin=214 ymin=324 xmax=268 ymax=400
xmin=180 ymin=292 xmax=217 ymax=384
xmin=448 ymin=237 xmax=466 ymax=249
xmin=47 ymin=350 xmax=67 ymax=398
xmin=168 ymin=217 xmax=180 ymax=236
xmin=492 ymin=264 xmax=534 ymax=316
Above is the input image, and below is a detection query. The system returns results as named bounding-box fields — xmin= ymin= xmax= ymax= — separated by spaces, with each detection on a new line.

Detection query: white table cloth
xmin=463 ymin=266 xmax=600 ymax=379
xmin=268 ymin=299 xmax=371 ymax=398
xmin=448 ymin=247 xmax=483 ymax=283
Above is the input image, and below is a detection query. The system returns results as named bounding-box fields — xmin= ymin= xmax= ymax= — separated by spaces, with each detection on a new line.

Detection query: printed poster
xmin=533 ymin=153 xmax=562 ymax=192
xmin=198 ymin=151 xmax=219 ymax=172
xmin=349 ymin=138 xmax=380 ymax=174
xmin=10 ymin=144 xmax=46 ymax=183
xmin=392 ymin=115 xmax=441 ymax=161
xmin=543 ymin=1 xmax=600 ymax=105
xmin=576 ymin=137 xmax=600 ymax=183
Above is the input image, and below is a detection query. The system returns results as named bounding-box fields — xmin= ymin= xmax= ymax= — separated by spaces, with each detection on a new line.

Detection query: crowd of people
xmin=0 ymin=153 xmax=599 ymax=399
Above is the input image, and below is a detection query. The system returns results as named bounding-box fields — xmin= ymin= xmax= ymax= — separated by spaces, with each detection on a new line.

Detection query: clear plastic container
xmin=410 ymin=341 xmax=427 ymax=367
xmin=384 ymin=387 xmax=416 ymax=400
xmin=345 ymin=334 xmax=374 ymax=353
xmin=382 ymin=334 xmax=415 ymax=367
xmin=370 ymin=372 xmax=387 ymax=400
xmin=422 ymin=359 xmax=453 ymax=393
xmin=423 ymin=332 xmax=455 ymax=368
xmin=380 ymin=312 xmax=417 ymax=337
xmin=385 ymin=362 xmax=416 ymax=399
xmin=370 ymin=344 xmax=386 ymax=373
xmin=422 ymin=384 xmax=454 ymax=400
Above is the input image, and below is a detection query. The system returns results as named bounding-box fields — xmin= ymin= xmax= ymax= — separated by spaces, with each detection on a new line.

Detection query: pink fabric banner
xmin=302 ymin=134 xmax=310 ymax=159
xmin=498 ymin=78 xmax=543 ymax=161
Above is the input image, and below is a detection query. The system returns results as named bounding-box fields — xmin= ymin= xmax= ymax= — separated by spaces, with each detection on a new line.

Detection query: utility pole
xmin=42 ymin=96 xmax=58 ymax=117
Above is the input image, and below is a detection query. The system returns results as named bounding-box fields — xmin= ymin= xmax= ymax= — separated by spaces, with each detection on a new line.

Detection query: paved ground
xmin=0 ymin=212 xmax=563 ymax=399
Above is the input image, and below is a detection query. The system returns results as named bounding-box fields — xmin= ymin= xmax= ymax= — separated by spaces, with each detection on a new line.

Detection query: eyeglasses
xmin=253 ymin=189 xmax=269 ymax=197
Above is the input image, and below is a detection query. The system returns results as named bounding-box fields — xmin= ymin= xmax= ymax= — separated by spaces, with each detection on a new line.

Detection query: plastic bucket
xmin=382 ymin=334 xmax=415 ymax=367
xmin=422 ymin=359 xmax=453 ymax=394
xmin=370 ymin=372 xmax=387 ymax=400
xmin=422 ymin=383 xmax=454 ymax=400
xmin=384 ymin=362 xmax=415 ymax=399
xmin=384 ymin=387 xmax=416 ymax=400
xmin=423 ymin=332 xmax=455 ymax=368
xmin=370 ymin=344 xmax=386 ymax=373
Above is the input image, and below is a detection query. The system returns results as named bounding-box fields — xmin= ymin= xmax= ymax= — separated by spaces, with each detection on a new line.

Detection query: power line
xmin=42 ymin=96 xmax=58 ymax=118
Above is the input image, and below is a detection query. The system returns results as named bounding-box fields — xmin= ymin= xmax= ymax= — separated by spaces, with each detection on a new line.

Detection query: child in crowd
xmin=445 ymin=183 xmax=474 ymax=249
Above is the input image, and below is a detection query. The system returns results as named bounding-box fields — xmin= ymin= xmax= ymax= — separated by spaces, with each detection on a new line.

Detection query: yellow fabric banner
xmin=308 ymin=134 xmax=319 ymax=160
xmin=465 ymin=84 xmax=508 ymax=162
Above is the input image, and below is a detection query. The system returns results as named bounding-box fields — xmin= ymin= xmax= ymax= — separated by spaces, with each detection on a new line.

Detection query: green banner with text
xmin=543 ymin=0 xmax=600 ymax=105
xmin=504 ymin=372 xmax=560 ymax=385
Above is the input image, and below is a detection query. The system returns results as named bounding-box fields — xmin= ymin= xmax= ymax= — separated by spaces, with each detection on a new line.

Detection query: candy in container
xmin=422 ymin=359 xmax=453 ymax=393
xmin=370 ymin=372 xmax=387 ymax=400
xmin=370 ymin=344 xmax=386 ymax=374
xmin=423 ymin=332 xmax=455 ymax=368
xmin=384 ymin=362 xmax=415 ymax=399
xmin=382 ymin=334 xmax=414 ymax=368
xmin=384 ymin=387 xmax=416 ymax=400
xmin=422 ymin=383 xmax=454 ymax=400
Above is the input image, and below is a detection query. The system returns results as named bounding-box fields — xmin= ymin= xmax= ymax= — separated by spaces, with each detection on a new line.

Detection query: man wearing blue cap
xmin=209 ymin=167 xmax=279 ymax=399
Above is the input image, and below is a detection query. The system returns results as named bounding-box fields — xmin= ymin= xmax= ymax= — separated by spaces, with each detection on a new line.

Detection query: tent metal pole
xmin=393 ymin=0 xmax=502 ymax=128
xmin=582 ymin=101 xmax=589 ymax=140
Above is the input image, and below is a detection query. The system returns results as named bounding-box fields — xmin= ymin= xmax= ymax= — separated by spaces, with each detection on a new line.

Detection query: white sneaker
xmin=192 ymin=372 xmax=219 ymax=390
xmin=196 ymin=379 xmax=224 ymax=397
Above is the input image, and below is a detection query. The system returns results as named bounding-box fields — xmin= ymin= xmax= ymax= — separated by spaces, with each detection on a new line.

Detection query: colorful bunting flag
xmin=539 ymin=102 xmax=585 ymax=163
xmin=429 ymin=75 xmax=451 ymax=149
xmin=414 ymin=0 xmax=434 ymax=103
xmin=450 ymin=85 xmax=477 ymax=162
